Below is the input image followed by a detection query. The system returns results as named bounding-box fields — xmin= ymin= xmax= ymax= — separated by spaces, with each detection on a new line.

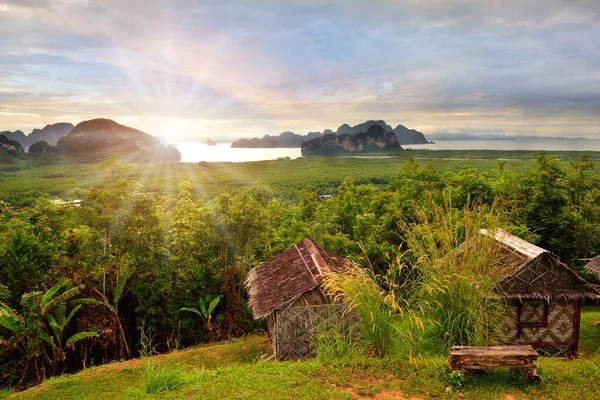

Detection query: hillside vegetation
xmin=4 ymin=307 xmax=600 ymax=400
xmin=1 ymin=151 xmax=600 ymax=396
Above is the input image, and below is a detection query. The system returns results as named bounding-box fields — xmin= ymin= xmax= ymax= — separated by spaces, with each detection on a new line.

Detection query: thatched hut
xmin=482 ymin=228 xmax=600 ymax=357
xmin=245 ymin=238 xmax=358 ymax=359
xmin=583 ymin=255 xmax=600 ymax=283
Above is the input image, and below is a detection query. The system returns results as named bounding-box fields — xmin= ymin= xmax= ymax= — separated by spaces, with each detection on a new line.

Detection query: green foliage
xmin=94 ymin=263 xmax=132 ymax=359
xmin=2 ymin=151 xmax=600 ymax=388
xmin=0 ymin=283 xmax=97 ymax=383
xmin=445 ymin=369 xmax=466 ymax=389
xmin=322 ymin=267 xmax=421 ymax=359
xmin=313 ymin=323 xmax=360 ymax=363
xmin=403 ymin=196 xmax=511 ymax=352
xmin=138 ymin=321 xmax=157 ymax=358
xmin=140 ymin=361 xmax=186 ymax=394
xmin=180 ymin=295 xmax=221 ymax=332
xmin=7 ymin=320 xmax=600 ymax=400
xmin=1 ymin=228 xmax=55 ymax=305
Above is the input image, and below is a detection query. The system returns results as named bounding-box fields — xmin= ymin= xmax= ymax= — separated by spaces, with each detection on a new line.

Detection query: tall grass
xmin=321 ymin=266 xmax=422 ymax=360
xmin=321 ymin=194 xmax=514 ymax=360
xmin=138 ymin=321 xmax=157 ymax=358
xmin=402 ymin=194 xmax=512 ymax=353
xmin=313 ymin=322 xmax=361 ymax=362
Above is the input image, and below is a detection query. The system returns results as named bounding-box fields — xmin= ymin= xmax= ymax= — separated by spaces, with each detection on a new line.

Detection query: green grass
xmin=138 ymin=361 xmax=186 ymax=394
xmin=3 ymin=149 xmax=600 ymax=206
xmin=5 ymin=307 xmax=600 ymax=399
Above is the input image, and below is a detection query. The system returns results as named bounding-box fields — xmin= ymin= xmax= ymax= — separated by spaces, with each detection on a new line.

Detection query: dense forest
xmin=1 ymin=152 xmax=599 ymax=387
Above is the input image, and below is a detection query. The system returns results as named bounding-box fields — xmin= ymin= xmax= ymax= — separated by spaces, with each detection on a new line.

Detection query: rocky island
xmin=231 ymin=120 xmax=429 ymax=148
xmin=301 ymin=125 xmax=401 ymax=156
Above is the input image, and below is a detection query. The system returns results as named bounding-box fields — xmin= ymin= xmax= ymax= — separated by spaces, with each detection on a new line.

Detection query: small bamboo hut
xmin=583 ymin=255 xmax=600 ymax=283
xmin=482 ymin=228 xmax=600 ymax=357
xmin=245 ymin=238 xmax=358 ymax=359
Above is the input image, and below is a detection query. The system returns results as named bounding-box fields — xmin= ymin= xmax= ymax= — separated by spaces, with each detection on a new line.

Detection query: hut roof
xmin=245 ymin=238 xmax=354 ymax=319
xmin=481 ymin=228 xmax=600 ymax=300
xmin=584 ymin=256 xmax=600 ymax=280
xmin=480 ymin=228 xmax=546 ymax=259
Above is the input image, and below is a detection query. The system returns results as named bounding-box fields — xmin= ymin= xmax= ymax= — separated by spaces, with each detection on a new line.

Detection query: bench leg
xmin=522 ymin=367 xmax=540 ymax=382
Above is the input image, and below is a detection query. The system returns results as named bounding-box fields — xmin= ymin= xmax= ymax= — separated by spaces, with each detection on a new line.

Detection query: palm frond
xmin=208 ymin=297 xmax=220 ymax=315
xmin=42 ymin=283 xmax=62 ymax=305
xmin=44 ymin=313 xmax=58 ymax=327
xmin=113 ymin=265 xmax=130 ymax=304
xmin=45 ymin=286 xmax=81 ymax=312
xmin=197 ymin=298 xmax=207 ymax=318
xmin=0 ymin=303 xmax=21 ymax=332
xmin=71 ymin=298 xmax=103 ymax=306
xmin=55 ymin=303 xmax=67 ymax=324
xmin=63 ymin=304 xmax=82 ymax=327
xmin=39 ymin=330 xmax=56 ymax=348
xmin=65 ymin=331 xmax=98 ymax=347
xmin=179 ymin=307 xmax=202 ymax=317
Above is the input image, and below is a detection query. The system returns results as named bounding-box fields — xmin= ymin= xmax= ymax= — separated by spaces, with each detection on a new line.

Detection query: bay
xmin=405 ymin=139 xmax=600 ymax=151
xmin=174 ymin=139 xmax=600 ymax=163
xmin=173 ymin=142 xmax=301 ymax=163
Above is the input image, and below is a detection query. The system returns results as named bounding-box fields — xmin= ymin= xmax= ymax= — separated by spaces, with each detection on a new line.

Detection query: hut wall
xmin=272 ymin=288 xmax=358 ymax=360
xmin=497 ymin=299 xmax=580 ymax=357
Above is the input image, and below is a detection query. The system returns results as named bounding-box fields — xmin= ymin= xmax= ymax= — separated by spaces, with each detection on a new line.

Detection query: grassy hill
xmin=4 ymin=307 xmax=600 ymax=400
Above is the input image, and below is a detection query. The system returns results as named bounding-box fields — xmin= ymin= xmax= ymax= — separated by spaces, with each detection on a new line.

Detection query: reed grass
xmin=321 ymin=266 xmax=422 ymax=360
xmin=321 ymin=193 xmax=514 ymax=360
xmin=401 ymin=194 xmax=513 ymax=353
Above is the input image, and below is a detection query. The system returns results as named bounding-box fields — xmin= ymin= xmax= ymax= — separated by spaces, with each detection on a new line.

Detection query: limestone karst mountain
xmin=56 ymin=118 xmax=181 ymax=162
xmin=231 ymin=120 xmax=429 ymax=148
xmin=301 ymin=125 xmax=401 ymax=156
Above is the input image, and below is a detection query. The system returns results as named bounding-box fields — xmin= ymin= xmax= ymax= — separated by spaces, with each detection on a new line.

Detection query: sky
xmin=1 ymin=0 xmax=600 ymax=141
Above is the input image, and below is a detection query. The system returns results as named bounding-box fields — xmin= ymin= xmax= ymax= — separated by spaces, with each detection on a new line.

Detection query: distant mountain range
xmin=1 ymin=119 xmax=180 ymax=163
xmin=1 ymin=123 xmax=74 ymax=149
xmin=231 ymin=120 xmax=431 ymax=148
xmin=427 ymin=133 xmax=593 ymax=141
xmin=301 ymin=125 xmax=401 ymax=156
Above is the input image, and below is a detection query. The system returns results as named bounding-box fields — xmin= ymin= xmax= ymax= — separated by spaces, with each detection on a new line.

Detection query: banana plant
xmin=0 ymin=283 xmax=97 ymax=383
xmin=43 ymin=301 xmax=98 ymax=373
xmin=180 ymin=295 xmax=220 ymax=332
xmin=93 ymin=264 xmax=132 ymax=359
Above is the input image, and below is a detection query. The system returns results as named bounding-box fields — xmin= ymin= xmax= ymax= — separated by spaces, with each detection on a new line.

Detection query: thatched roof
xmin=481 ymin=228 xmax=600 ymax=300
xmin=245 ymin=238 xmax=354 ymax=319
xmin=479 ymin=228 xmax=546 ymax=274
xmin=584 ymin=256 xmax=600 ymax=280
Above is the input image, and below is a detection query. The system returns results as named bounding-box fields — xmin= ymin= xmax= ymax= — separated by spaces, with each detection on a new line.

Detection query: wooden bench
xmin=449 ymin=345 xmax=540 ymax=381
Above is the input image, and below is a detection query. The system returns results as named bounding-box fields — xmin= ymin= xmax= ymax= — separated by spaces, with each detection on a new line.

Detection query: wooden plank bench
xmin=449 ymin=345 xmax=540 ymax=381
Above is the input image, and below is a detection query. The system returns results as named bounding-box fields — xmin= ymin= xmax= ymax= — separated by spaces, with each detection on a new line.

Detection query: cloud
xmin=1 ymin=0 xmax=600 ymax=139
